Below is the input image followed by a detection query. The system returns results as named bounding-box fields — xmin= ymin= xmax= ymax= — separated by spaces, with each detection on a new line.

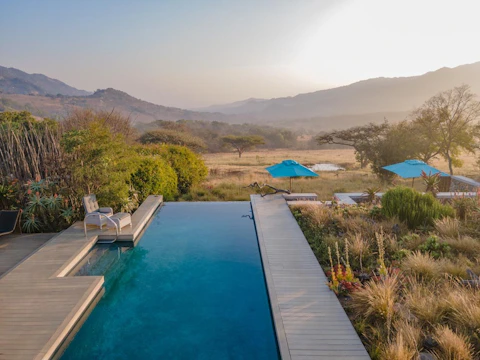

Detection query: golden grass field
xmin=188 ymin=149 xmax=478 ymax=201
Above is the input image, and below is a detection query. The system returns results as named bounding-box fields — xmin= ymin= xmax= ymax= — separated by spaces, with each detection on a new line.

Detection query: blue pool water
xmin=62 ymin=202 xmax=279 ymax=359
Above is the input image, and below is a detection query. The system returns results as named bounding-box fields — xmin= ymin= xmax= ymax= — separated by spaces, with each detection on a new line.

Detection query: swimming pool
xmin=61 ymin=202 xmax=279 ymax=359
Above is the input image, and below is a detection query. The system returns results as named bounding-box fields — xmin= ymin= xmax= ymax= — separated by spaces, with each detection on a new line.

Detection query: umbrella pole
xmin=290 ymin=177 xmax=292 ymax=192
xmin=412 ymin=178 xmax=415 ymax=188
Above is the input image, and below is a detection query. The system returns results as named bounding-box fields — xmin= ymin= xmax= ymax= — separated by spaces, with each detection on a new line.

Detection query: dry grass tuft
xmin=402 ymin=252 xmax=439 ymax=280
xmin=433 ymin=325 xmax=475 ymax=360
xmin=445 ymin=236 xmax=480 ymax=258
xmin=349 ymin=233 xmax=371 ymax=272
xmin=446 ymin=284 xmax=480 ymax=333
xmin=350 ymin=275 xmax=399 ymax=335
xmin=382 ymin=332 xmax=418 ymax=360
xmin=435 ymin=217 xmax=460 ymax=239
xmin=438 ymin=257 xmax=469 ymax=279
xmin=404 ymin=278 xmax=447 ymax=326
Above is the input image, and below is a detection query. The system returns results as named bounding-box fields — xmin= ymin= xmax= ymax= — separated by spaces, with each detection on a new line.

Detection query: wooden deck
xmin=0 ymin=196 xmax=162 ymax=360
xmin=251 ymin=195 xmax=370 ymax=360
xmin=0 ymin=234 xmax=54 ymax=278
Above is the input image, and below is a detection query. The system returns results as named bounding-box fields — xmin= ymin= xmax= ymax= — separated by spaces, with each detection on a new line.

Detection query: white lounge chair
xmin=82 ymin=195 xmax=132 ymax=233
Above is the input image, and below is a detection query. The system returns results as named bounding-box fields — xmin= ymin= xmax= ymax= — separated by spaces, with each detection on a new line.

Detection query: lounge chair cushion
xmin=99 ymin=207 xmax=114 ymax=216
xmin=109 ymin=212 xmax=132 ymax=229
xmin=83 ymin=195 xmax=101 ymax=214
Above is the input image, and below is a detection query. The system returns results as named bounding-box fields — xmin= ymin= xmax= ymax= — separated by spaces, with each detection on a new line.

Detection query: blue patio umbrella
xmin=382 ymin=159 xmax=449 ymax=186
xmin=266 ymin=159 xmax=319 ymax=191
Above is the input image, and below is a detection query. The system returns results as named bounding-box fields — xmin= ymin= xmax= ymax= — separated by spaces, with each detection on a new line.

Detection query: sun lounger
xmin=83 ymin=195 xmax=132 ymax=232
xmin=0 ymin=210 xmax=22 ymax=237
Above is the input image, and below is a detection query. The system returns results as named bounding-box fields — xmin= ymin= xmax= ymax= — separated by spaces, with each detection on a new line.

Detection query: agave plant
xmin=421 ymin=170 xmax=441 ymax=196
xmin=363 ymin=187 xmax=381 ymax=204
xmin=21 ymin=178 xmax=79 ymax=233
xmin=22 ymin=213 xmax=41 ymax=233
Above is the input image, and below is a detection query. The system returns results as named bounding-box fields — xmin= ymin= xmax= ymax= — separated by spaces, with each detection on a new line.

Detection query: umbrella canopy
xmin=266 ymin=160 xmax=318 ymax=191
xmin=382 ymin=160 xmax=449 ymax=179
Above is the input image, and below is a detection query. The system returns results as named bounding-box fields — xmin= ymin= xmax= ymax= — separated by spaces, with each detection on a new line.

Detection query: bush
xmin=62 ymin=122 xmax=135 ymax=212
xmin=138 ymin=144 xmax=208 ymax=194
xmin=381 ymin=186 xmax=454 ymax=229
xmin=130 ymin=157 xmax=178 ymax=201
xmin=418 ymin=235 xmax=451 ymax=259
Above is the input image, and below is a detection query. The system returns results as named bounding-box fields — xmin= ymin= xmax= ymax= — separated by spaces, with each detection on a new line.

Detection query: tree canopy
xmin=221 ymin=135 xmax=265 ymax=157
xmin=139 ymin=129 xmax=206 ymax=152
xmin=316 ymin=121 xmax=389 ymax=168
xmin=411 ymin=85 xmax=480 ymax=174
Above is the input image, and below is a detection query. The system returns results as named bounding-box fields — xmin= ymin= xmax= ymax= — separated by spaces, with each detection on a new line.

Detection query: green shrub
xmin=381 ymin=186 xmax=454 ymax=229
xmin=160 ymin=145 xmax=208 ymax=193
xmin=130 ymin=157 xmax=178 ymax=201
xmin=418 ymin=235 xmax=451 ymax=259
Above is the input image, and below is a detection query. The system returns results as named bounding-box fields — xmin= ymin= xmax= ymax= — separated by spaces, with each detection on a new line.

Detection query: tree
xmin=139 ymin=129 xmax=206 ymax=152
xmin=366 ymin=121 xmax=422 ymax=182
xmin=412 ymin=85 xmax=480 ymax=174
xmin=316 ymin=121 xmax=389 ymax=168
xmin=221 ymin=135 xmax=265 ymax=158
xmin=62 ymin=108 xmax=138 ymax=143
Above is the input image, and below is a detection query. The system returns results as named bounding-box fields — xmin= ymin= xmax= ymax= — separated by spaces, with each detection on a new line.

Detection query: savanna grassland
xmin=182 ymin=148 xmax=478 ymax=201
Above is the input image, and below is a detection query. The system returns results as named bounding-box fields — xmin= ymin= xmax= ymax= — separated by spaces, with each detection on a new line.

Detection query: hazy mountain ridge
xmin=206 ymin=62 xmax=480 ymax=121
xmin=0 ymin=66 xmax=91 ymax=96
xmin=1 ymin=62 xmax=479 ymax=130
xmin=0 ymin=87 xmax=240 ymax=123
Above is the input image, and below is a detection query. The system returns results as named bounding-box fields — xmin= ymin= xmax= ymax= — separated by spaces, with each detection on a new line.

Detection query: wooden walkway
xmin=251 ymin=195 xmax=370 ymax=360
xmin=0 ymin=196 xmax=162 ymax=360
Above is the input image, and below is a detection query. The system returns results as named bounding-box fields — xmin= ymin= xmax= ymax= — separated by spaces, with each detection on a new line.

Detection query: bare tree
xmin=413 ymin=85 xmax=480 ymax=174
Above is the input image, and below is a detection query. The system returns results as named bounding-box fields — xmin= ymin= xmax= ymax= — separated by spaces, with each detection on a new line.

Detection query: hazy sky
xmin=2 ymin=0 xmax=480 ymax=108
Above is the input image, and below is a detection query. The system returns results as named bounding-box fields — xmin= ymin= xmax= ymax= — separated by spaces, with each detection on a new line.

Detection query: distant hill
xmin=0 ymin=88 xmax=238 ymax=123
xmin=1 ymin=62 xmax=480 ymax=130
xmin=204 ymin=62 xmax=480 ymax=123
xmin=0 ymin=66 xmax=91 ymax=96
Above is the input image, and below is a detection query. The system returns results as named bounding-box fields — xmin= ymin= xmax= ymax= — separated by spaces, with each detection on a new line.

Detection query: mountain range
xmin=0 ymin=66 xmax=91 ymax=97
xmin=1 ymin=62 xmax=479 ymax=130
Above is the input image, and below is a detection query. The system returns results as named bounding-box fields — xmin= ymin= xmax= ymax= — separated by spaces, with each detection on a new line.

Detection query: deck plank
xmin=251 ymin=195 xmax=370 ymax=360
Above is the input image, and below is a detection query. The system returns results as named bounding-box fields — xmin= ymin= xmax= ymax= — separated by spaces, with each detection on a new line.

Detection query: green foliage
xmin=135 ymin=144 xmax=207 ymax=194
xmin=421 ymin=170 xmax=441 ymax=195
xmin=363 ymin=187 xmax=381 ymax=204
xmin=21 ymin=179 xmax=76 ymax=233
xmin=316 ymin=121 xmax=389 ymax=169
xmin=451 ymin=196 xmax=478 ymax=222
xmin=139 ymin=119 xmax=298 ymax=152
xmin=139 ymin=129 xmax=206 ymax=152
xmin=418 ymin=235 xmax=451 ymax=259
xmin=367 ymin=122 xmax=423 ymax=182
xmin=130 ymin=157 xmax=178 ymax=201
xmin=61 ymin=122 xmax=135 ymax=211
xmin=381 ymin=186 xmax=454 ymax=229
xmin=0 ymin=178 xmax=21 ymax=209
xmin=159 ymin=145 xmax=208 ymax=193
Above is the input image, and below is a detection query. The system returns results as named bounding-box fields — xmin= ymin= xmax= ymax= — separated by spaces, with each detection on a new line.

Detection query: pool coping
xmin=0 ymin=195 xmax=163 ymax=360
xmin=251 ymin=197 xmax=291 ymax=360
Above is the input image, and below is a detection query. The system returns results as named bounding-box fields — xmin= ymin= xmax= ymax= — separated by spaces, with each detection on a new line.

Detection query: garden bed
xmin=292 ymin=189 xmax=480 ymax=359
